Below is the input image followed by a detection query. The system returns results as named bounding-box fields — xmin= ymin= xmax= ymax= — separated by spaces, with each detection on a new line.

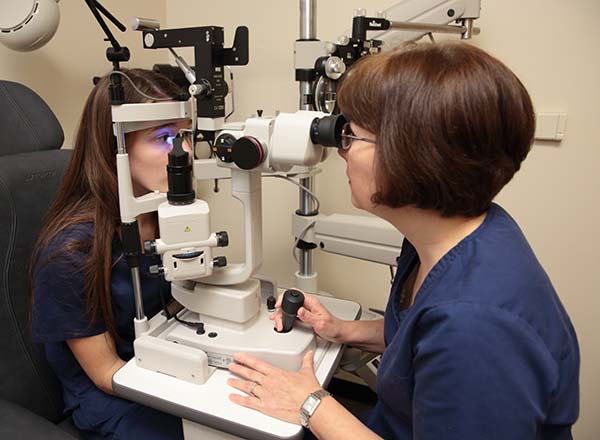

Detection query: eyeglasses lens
xmin=341 ymin=123 xmax=353 ymax=150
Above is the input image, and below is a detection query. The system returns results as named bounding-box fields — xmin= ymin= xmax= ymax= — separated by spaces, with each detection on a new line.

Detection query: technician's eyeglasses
xmin=340 ymin=122 xmax=377 ymax=150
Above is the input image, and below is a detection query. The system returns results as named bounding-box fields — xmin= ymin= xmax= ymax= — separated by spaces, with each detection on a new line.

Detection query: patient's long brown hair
xmin=31 ymin=69 xmax=181 ymax=341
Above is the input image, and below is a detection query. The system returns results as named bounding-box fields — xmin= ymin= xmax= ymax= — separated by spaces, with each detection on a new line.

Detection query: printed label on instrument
xmin=207 ymin=352 xmax=234 ymax=368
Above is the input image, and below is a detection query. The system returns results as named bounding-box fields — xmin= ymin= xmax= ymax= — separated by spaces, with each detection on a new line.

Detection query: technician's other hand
xmin=270 ymin=292 xmax=347 ymax=343
xmin=228 ymin=351 xmax=321 ymax=425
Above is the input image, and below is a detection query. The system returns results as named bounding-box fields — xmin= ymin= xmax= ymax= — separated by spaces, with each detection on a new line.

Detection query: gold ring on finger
xmin=249 ymin=381 xmax=258 ymax=397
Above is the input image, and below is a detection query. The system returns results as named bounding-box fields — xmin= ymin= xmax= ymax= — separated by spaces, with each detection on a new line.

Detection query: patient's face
xmin=127 ymin=121 xmax=192 ymax=196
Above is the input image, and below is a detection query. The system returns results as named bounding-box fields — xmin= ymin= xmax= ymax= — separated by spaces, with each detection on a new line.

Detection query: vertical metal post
xmin=115 ymin=121 xmax=126 ymax=154
xmin=298 ymin=0 xmax=317 ymax=278
xmin=115 ymin=121 xmax=147 ymax=323
xmin=131 ymin=267 xmax=145 ymax=320
xmin=299 ymin=0 xmax=316 ymax=41
xmin=299 ymin=0 xmax=316 ymax=111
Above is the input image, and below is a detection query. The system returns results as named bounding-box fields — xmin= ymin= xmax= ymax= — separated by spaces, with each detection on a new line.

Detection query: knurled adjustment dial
xmin=232 ymin=136 xmax=266 ymax=170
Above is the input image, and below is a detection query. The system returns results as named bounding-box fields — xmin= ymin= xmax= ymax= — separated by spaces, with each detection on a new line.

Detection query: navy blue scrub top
xmin=367 ymin=204 xmax=580 ymax=439
xmin=31 ymin=222 xmax=171 ymax=433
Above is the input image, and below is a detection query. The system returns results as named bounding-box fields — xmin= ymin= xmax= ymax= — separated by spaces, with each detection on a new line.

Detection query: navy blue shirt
xmin=367 ymin=204 xmax=579 ymax=439
xmin=31 ymin=223 xmax=171 ymax=434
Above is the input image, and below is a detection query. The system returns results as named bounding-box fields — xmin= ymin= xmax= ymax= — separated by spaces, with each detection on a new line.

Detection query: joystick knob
xmin=279 ymin=289 xmax=305 ymax=333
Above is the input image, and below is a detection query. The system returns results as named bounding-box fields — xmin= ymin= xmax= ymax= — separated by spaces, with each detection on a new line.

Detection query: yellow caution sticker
xmin=184 ymin=226 xmax=191 ymax=232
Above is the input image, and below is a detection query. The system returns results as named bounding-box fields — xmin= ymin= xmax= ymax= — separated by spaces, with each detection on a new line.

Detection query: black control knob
xmin=279 ymin=289 xmax=305 ymax=333
xmin=144 ymin=240 xmax=157 ymax=255
xmin=213 ymin=133 xmax=236 ymax=163
xmin=216 ymin=231 xmax=229 ymax=247
xmin=266 ymin=295 xmax=277 ymax=311
xmin=213 ymin=256 xmax=227 ymax=268
xmin=232 ymin=136 xmax=265 ymax=170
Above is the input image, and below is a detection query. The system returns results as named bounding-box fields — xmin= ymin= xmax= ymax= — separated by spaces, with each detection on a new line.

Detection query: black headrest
xmin=0 ymin=81 xmax=64 ymax=157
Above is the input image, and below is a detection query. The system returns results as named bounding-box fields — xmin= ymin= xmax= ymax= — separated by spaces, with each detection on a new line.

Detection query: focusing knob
xmin=149 ymin=264 xmax=164 ymax=275
xmin=232 ymin=136 xmax=266 ymax=170
xmin=213 ymin=256 xmax=228 ymax=268
xmin=325 ymin=56 xmax=346 ymax=80
xmin=216 ymin=231 xmax=229 ymax=247
xmin=266 ymin=295 xmax=277 ymax=311
xmin=213 ymin=133 xmax=236 ymax=163
xmin=144 ymin=240 xmax=157 ymax=255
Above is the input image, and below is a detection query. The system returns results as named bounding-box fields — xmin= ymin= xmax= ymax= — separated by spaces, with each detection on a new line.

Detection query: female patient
xmin=30 ymin=69 xmax=189 ymax=439
xmin=227 ymin=43 xmax=580 ymax=439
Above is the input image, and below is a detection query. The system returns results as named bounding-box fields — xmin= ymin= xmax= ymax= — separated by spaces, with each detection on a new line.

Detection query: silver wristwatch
xmin=300 ymin=389 xmax=331 ymax=428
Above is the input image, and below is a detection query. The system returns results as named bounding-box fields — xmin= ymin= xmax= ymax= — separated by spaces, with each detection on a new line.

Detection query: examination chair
xmin=0 ymin=80 xmax=80 ymax=439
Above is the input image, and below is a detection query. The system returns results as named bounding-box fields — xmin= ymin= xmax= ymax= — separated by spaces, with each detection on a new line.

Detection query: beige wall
xmin=167 ymin=0 xmax=600 ymax=438
xmin=0 ymin=0 xmax=168 ymax=147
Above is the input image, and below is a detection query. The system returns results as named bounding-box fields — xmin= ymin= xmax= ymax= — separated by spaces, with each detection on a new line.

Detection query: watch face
xmin=304 ymin=395 xmax=319 ymax=413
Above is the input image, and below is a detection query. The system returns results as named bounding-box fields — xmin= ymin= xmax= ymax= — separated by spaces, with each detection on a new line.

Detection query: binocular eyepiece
xmin=310 ymin=113 xmax=347 ymax=149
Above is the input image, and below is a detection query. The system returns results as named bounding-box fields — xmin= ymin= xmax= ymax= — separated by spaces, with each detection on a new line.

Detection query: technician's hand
xmin=270 ymin=292 xmax=347 ymax=343
xmin=227 ymin=351 xmax=321 ymax=425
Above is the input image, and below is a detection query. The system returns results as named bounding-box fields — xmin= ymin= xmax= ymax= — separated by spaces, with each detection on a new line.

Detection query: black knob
xmin=232 ymin=136 xmax=265 ymax=170
xmin=144 ymin=240 xmax=157 ymax=255
xmin=213 ymin=256 xmax=227 ymax=268
xmin=216 ymin=231 xmax=229 ymax=247
xmin=266 ymin=295 xmax=277 ymax=311
xmin=213 ymin=133 xmax=236 ymax=163
xmin=279 ymin=289 xmax=305 ymax=333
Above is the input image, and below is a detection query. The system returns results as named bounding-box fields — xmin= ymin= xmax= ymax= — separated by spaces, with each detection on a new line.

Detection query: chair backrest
xmin=0 ymin=80 xmax=72 ymax=422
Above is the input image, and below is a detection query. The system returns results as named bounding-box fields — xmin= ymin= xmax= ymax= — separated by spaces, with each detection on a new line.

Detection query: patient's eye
xmin=153 ymin=132 xmax=175 ymax=150
xmin=157 ymin=133 xmax=172 ymax=143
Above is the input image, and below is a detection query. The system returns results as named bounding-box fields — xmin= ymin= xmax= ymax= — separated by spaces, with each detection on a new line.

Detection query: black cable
xmin=109 ymin=71 xmax=173 ymax=101
xmin=173 ymin=314 xmax=205 ymax=331
xmin=155 ymin=272 xmax=205 ymax=331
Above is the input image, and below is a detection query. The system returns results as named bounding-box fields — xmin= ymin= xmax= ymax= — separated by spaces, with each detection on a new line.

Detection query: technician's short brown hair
xmin=337 ymin=42 xmax=535 ymax=217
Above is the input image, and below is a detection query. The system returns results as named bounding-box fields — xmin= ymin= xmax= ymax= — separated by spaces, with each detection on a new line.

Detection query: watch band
xmin=300 ymin=389 xmax=331 ymax=428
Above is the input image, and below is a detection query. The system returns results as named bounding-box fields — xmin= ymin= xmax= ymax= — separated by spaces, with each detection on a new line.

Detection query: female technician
xmin=30 ymin=69 xmax=190 ymax=439
xmin=227 ymin=42 xmax=580 ymax=439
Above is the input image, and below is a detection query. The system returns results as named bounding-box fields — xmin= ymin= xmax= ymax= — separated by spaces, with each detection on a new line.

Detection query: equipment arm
xmin=294 ymin=213 xmax=404 ymax=267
